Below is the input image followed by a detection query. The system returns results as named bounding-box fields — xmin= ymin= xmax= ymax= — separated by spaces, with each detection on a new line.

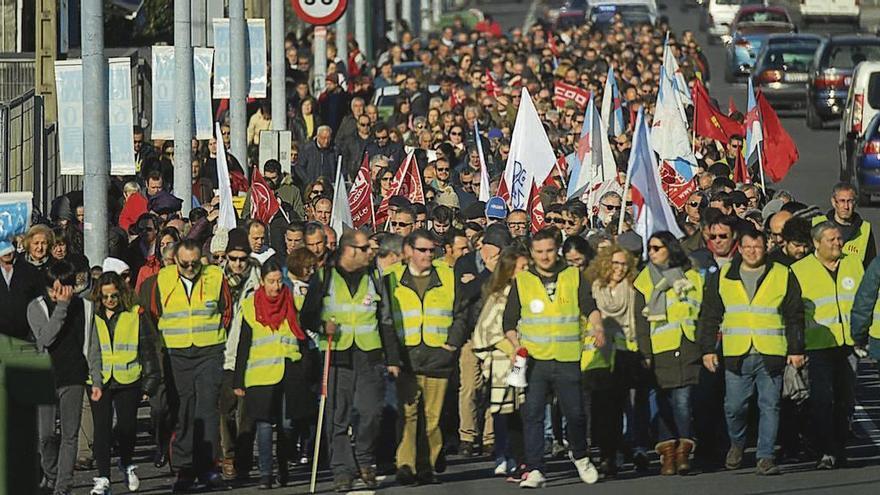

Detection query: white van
xmin=705 ymin=0 xmax=768 ymax=42
xmin=801 ymin=0 xmax=860 ymax=26
xmin=839 ymin=61 xmax=880 ymax=175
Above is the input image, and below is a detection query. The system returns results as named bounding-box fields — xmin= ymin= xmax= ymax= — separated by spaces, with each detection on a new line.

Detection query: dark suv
xmin=806 ymin=35 xmax=880 ymax=129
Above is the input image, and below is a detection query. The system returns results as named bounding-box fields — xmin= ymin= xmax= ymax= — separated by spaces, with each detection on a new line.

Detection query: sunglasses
xmin=101 ymin=293 xmax=120 ymax=301
xmin=688 ymin=201 xmax=702 ymax=208
xmin=412 ymin=246 xmax=434 ymax=253
xmin=349 ymin=244 xmax=371 ymax=252
xmin=178 ymin=260 xmax=202 ymax=270
xmin=450 ymin=131 xmax=462 ymax=136
xmin=437 ymin=167 xmax=450 ymax=172
xmin=601 ymin=203 xmax=622 ymax=210
xmin=227 ymin=255 xmax=248 ymax=263
xmin=310 ymin=189 xmax=324 ymax=195
xmin=391 ymin=221 xmax=413 ymax=228
xmin=708 ymin=233 xmax=730 ymax=240
xmin=381 ymin=177 xmax=393 ymax=182
xmin=647 ymin=245 xmax=665 ymax=252
xmin=376 ymin=135 xmax=389 ymax=140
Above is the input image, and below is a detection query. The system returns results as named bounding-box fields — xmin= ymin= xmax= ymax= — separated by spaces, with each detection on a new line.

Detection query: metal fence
xmin=0 ymin=57 xmax=35 ymax=102
xmin=0 ymin=90 xmax=80 ymax=215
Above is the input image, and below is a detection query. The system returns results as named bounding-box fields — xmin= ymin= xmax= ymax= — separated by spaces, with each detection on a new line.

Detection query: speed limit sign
xmin=290 ymin=0 xmax=348 ymax=26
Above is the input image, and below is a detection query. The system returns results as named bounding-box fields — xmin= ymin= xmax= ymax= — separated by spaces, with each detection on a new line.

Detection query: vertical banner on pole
xmin=55 ymin=58 xmax=135 ymax=175
xmin=212 ymin=18 xmax=268 ymax=98
xmin=152 ymin=47 xmax=215 ymax=140
xmin=258 ymin=130 xmax=293 ymax=175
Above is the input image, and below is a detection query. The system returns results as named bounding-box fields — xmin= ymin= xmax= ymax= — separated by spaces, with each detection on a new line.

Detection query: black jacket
xmin=697 ymin=257 xmax=805 ymax=374
xmin=0 ymin=255 xmax=42 ymax=340
xmin=296 ymin=139 xmax=340 ymax=186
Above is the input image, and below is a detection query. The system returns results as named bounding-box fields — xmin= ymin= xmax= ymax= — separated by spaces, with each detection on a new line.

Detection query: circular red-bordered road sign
xmin=290 ymin=0 xmax=348 ymax=26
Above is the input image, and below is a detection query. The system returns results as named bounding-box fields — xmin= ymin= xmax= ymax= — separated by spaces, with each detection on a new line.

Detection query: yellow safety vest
xmin=320 ymin=269 xmax=383 ymax=352
xmin=791 ymin=254 xmax=862 ymax=350
xmin=390 ymin=265 xmax=455 ymax=348
xmin=95 ymin=306 xmax=143 ymax=385
xmin=516 ymin=267 xmax=582 ymax=363
xmin=718 ymin=263 xmax=789 ymax=357
xmin=580 ymin=317 xmax=614 ymax=372
xmin=633 ymin=267 xmax=703 ymax=355
xmin=157 ymin=265 xmax=226 ymax=349
xmin=813 ymin=215 xmax=872 ymax=262
xmin=241 ymin=297 xmax=302 ymax=387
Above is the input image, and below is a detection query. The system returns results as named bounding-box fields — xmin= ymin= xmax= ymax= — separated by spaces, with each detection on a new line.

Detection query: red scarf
xmin=253 ymin=285 xmax=305 ymax=339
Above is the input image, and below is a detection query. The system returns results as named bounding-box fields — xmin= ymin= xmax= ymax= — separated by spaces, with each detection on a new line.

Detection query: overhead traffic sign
xmin=290 ymin=0 xmax=348 ymax=26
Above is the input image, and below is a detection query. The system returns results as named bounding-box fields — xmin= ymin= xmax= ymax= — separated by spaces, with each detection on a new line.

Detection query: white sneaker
xmin=90 ymin=476 xmax=111 ymax=495
xmin=494 ymin=460 xmax=508 ymax=476
xmin=124 ymin=464 xmax=140 ymax=491
xmin=519 ymin=469 xmax=546 ymax=489
xmin=573 ymin=456 xmax=599 ymax=484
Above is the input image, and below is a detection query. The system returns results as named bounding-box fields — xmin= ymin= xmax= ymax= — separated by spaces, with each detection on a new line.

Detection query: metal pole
xmin=432 ymin=0 xmax=441 ymax=27
xmin=313 ymin=26 xmax=327 ymax=95
xmin=229 ymin=0 xmax=248 ymax=166
xmin=270 ymin=0 xmax=285 ymax=131
xmin=421 ymin=0 xmax=431 ymax=35
xmin=385 ymin=0 xmax=397 ymax=43
xmin=354 ymin=0 xmax=368 ymax=60
xmin=402 ymin=0 xmax=412 ymax=33
xmin=81 ymin=0 xmax=108 ymax=265
xmin=174 ymin=0 xmax=193 ymax=215
xmin=192 ymin=0 xmax=206 ymax=47
xmin=336 ymin=9 xmax=348 ymax=73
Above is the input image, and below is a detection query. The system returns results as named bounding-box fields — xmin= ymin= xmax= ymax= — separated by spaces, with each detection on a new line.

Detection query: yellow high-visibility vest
xmin=792 ymin=254 xmax=862 ymax=350
xmin=95 ymin=306 xmax=143 ymax=385
xmin=320 ymin=269 xmax=383 ymax=352
xmin=157 ymin=265 xmax=226 ymax=348
xmin=241 ymin=297 xmax=302 ymax=387
xmin=633 ymin=267 xmax=703 ymax=355
xmin=516 ymin=267 xmax=582 ymax=363
xmin=718 ymin=263 xmax=789 ymax=357
xmin=812 ymin=215 xmax=872 ymax=262
xmin=390 ymin=265 xmax=455 ymax=348
xmin=581 ymin=317 xmax=614 ymax=372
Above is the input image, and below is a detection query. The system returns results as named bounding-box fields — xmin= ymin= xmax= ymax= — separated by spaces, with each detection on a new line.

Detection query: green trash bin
xmin=0 ymin=335 xmax=56 ymax=493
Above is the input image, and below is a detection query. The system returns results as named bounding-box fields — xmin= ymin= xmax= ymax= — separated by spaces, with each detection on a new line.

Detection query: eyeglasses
xmin=381 ymin=177 xmax=393 ymax=182
xmin=729 ymin=143 xmax=742 ymax=149
xmin=647 ymin=244 xmax=666 ymax=252
xmin=349 ymin=244 xmax=371 ymax=252
xmin=548 ymin=217 xmax=564 ymax=224
xmin=101 ymin=293 xmax=120 ymax=301
xmin=708 ymin=233 xmax=730 ymax=240
xmin=601 ymin=203 xmax=622 ymax=210
xmin=227 ymin=255 xmax=248 ymax=263
xmin=688 ymin=201 xmax=702 ymax=208
xmin=450 ymin=131 xmax=462 ymax=136
xmin=358 ymin=122 xmax=370 ymax=127
xmin=178 ymin=260 xmax=202 ymax=270
xmin=412 ymin=246 xmax=434 ymax=253
xmin=376 ymin=134 xmax=389 ymax=140
xmin=391 ymin=221 xmax=413 ymax=228
xmin=437 ymin=167 xmax=450 ymax=172
xmin=310 ymin=189 xmax=324 ymax=196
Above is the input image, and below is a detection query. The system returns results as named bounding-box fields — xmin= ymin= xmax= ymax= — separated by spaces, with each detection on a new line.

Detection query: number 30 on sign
xmin=290 ymin=0 xmax=348 ymax=26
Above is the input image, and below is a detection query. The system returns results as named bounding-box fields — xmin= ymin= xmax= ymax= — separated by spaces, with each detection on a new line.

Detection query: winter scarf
xmin=253 ymin=285 xmax=305 ymax=339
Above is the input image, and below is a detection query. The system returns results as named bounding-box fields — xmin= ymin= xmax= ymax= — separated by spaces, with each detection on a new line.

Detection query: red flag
xmin=553 ymin=81 xmax=590 ymax=110
xmin=658 ymin=161 xmax=698 ymax=210
xmin=485 ymin=70 xmax=501 ymax=98
xmin=733 ymin=151 xmax=751 ymax=184
xmin=497 ymin=175 xmax=510 ymax=206
xmin=548 ymin=32 xmax=559 ymax=57
xmin=248 ymin=166 xmax=280 ymax=223
xmin=348 ymin=153 xmax=375 ymax=229
xmin=756 ymin=92 xmax=799 ymax=182
xmin=728 ymin=95 xmax=738 ymax=116
xmin=375 ymin=151 xmax=425 ymax=225
xmin=529 ymin=179 xmax=545 ymax=234
xmin=692 ymin=80 xmax=743 ymax=143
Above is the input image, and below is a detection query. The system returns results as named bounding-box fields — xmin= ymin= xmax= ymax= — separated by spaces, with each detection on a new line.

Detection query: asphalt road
xmin=71 ymin=1 xmax=880 ymax=493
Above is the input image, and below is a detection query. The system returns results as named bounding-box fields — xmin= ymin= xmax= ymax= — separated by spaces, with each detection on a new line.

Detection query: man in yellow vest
xmin=503 ymin=228 xmax=604 ymax=488
xmin=812 ymin=182 xmax=876 ymax=267
xmin=387 ymin=229 xmax=467 ymax=486
xmin=299 ymin=229 xmax=401 ymax=492
xmin=147 ymin=239 xmax=233 ymax=492
xmin=792 ymin=222 xmax=862 ymax=470
xmin=698 ymin=227 xmax=805 ymax=476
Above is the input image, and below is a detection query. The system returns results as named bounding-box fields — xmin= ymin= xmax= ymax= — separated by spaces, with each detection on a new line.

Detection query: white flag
xmin=330 ymin=156 xmax=353 ymax=237
xmin=475 ymin=120 xmax=491 ymax=202
xmin=569 ymin=97 xmax=618 ymax=199
xmin=214 ymin=123 xmax=238 ymax=231
xmin=662 ymin=37 xmax=693 ymax=110
xmin=652 ymin=62 xmax=696 ymax=168
xmin=503 ymin=88 xmax=557 ymax=210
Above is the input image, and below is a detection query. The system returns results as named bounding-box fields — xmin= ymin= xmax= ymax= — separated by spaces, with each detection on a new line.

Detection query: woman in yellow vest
xmin=232 ymin=260 xmax=314 ymax=489
xmin=472 ymin=248 xmax=530 ymax=477
xmin=583 ymin=244 xmax=643 ymax=477
xmin=88 ymin=272 xmax=160 ymax=495
xmin=634 ymin=232 xmax=703 ymax=476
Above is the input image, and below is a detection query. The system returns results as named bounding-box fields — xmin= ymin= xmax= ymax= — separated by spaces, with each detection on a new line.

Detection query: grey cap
xmin=617 ymin=231 xmax=643 ymax=255
xmin=761 ymin=198 xmax=784 ymax=220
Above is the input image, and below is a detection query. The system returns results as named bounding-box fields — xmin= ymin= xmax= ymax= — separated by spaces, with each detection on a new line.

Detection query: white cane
xmin=310 ymin=329 xmax=334 ymax=493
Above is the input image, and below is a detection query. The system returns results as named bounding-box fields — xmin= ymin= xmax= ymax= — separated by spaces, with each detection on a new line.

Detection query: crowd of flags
xmin=218 ymin=38 xmax=801 ymax=243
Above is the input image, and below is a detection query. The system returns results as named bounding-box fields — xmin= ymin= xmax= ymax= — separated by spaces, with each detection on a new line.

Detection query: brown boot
xmin=221 ymin=457 xmax=236 ymax=480
xmin=676 ymin=439 xmax=696 ymax=475
xmin=656 ymin=440 xmax=678 ymax=476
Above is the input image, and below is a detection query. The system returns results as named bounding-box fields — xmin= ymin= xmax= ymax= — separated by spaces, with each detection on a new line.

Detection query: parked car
xmin=588 ymin=0 xmax=659 ymax=29
xmin=843 ymin=112 xmax=880 ymax=204
xmin=839 ymin=62 xmax=880 ymax=181
xmin=723 ymin=6 xmax=796 ymax=82
xmin=703 ymin=0 xmax=767 ymax=44
xmin=751 ymin=42 xmax=816 ymax=110
xmin=549 ymin=0 xmax=591 ymax=27
xmin=801 ymin=0 xmax=860 ymax=26
xmin=806 ymin=35 xmax=880 ymax=129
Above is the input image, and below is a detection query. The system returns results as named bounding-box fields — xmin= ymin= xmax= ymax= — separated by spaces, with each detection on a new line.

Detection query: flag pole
xmin=757 ymin=146 xmax=767 ymax=192
xmin=618 ymin=161 xmax=632 ymax=235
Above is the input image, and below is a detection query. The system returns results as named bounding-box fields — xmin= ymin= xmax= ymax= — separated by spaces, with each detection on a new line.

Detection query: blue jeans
xmin=255 ymin=421 xmax=275 ymax=477
xmin=523 ymin=360 xmax=587 ymax=472
xmin=655 ymin=386 xmax=693 ymax=442
xmin=724 ymin=354 xmax=782 ymax=460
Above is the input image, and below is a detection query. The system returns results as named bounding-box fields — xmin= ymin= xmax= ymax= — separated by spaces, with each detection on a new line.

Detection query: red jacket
xmin=118 ymin=193 xmax=148 ymax=233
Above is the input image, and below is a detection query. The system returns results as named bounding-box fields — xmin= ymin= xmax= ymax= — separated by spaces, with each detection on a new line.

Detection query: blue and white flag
xmin=745 ymin=78 xmax=763 ymax=168
xmin=662 ymin=36 xmax=693 ymax=110
xmin=601 ymin=67 xmax=626 ymax=137
xmin=0 ymin=192 xmax=32 ymax=256
xmin=503 ymin=88 xmax=557 ymax=210
xmin=568 ymin=97 xmax=616 ymax=200
xmin=652 ymin=57 xmax=697 ymax=180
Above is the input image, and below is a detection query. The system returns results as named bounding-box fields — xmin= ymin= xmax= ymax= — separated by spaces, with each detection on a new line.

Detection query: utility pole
xmin=229 ymin=0 xmax=248 ymax=166
xmin=385 ymin=0 xmax=397 ymax=42
xmin=433 ymin=0 xmax=442 ymax=27
xmin=336 ymin=9 xmax=348 ymax=72
xmin=313 ymin=26 xmax=327 ymax=95
xmin=354 ymin=0 xmax=368 ymax=60
xmin=81 ymin=0 xmax=109 ymax=265
xmin=402 ymin=0 xmax=412 ymax=34
xmin=192 ymin=0 xmax=207 ymax=47
xmin=421 ymin=0 xmax=431 ymax=34
xmin=174 ymin=0 xmax=193 ymax=215
xmin=270 ymin=0 xmax=285 ymax=131
xmin=35 ymin=0 xmax=57 ymax=123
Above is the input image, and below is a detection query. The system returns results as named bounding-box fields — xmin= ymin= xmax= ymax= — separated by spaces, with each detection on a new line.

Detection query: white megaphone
xmin=507 ymin=347 xmax=529 ymax=388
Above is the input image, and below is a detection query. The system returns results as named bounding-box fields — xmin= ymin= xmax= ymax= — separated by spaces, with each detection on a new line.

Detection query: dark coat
xmin=296 ymin=139 xmax=340 ymax=186
xmin=0 ymin=255 xmax=42 ymax=340
xmin=633 ymin=290 xmax=701 ymax=389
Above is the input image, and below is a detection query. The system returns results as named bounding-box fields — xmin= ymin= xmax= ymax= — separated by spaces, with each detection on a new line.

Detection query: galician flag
xmin=601 ymin=67 xmax=626 ymax=137
xmin=503 ymin=87 xmax=557 ymax=210
xmin=567 ymin=96 xmax=616 ymax=200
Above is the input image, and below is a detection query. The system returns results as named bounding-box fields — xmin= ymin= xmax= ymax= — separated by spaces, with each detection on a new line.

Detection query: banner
xmin=349 ymin=153 xmax=374 ymax=229
xmin=55 ymin=58 xmax=135 ymax=175
xmin=0 ymin=192 xmax=33 ymax=255
xmin=503 ymin=88 xmax=557 ymax=210
xmin=212 ymin=18 xmax=268 ymax=99
xmin=553 ymin=81 xmax=591 ymax=110
xmin=151 ymin=47 xmax=215 ymax=140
